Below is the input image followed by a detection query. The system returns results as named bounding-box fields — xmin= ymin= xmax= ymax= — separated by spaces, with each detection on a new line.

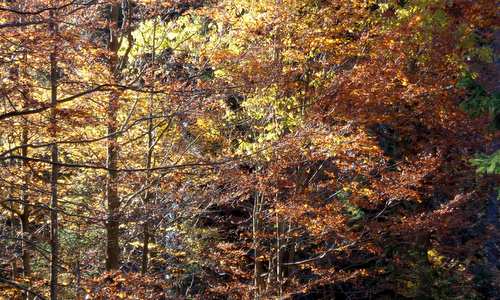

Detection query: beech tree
xmin=0 ymin=0 xmax=498 ymax=299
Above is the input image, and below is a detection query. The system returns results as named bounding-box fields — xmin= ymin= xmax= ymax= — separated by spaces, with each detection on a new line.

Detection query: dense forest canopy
xmin=0 ymin=0 xmax=498 ymax=299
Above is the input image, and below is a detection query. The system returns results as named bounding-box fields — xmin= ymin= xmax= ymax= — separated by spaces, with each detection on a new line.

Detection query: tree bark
xmin=141 ymin=18 xmax=157 ymax=275
xmin=105 ymin=89 xmax=120 ymax=271
xmin=253 ymin=192 xmax=264 ymax=299
xmin=49 ymin=9 xmax=59 ymax=300
xmin=276 ymin=209 xmax=283 ymax=299
xmin=20 ymin=209 xmax=31 ymax=277
xmin=141 ymin=114 xmax=153 ymax=274
xmin=105 ymin=3 xmax=121 ymax=271
xmin=284 ymin=222 xmax=296 ymax=278
xmin=20 ymin=87 xmax=34 ymax=300
xmin=8 ymin=190 xmax=16 ymax=281
xmin=20 ymin=14 xmax=32 ymax=291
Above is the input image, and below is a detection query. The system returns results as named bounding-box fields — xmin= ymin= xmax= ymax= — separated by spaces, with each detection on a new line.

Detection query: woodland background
xmin=0 ymin=0 xmax=499 ymax=299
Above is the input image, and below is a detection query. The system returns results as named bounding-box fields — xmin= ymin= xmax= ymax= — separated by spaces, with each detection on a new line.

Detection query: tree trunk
xmin=20 ymin=21 xmax=32 ymax=289
xmin=284 ymin=222 xmax=296 ymax=278
xmin=21 ymin=77 xmax=33 ymax=300
xmin=49 ymin=9 xmax=59 ymax=300
xmin=141 ymin=19 xmax=157 ymax=275
xmin=141 ymin=124 xmax=153 ymax=274
xmin=20 ymin=100 xmax=32 ymax=282
xmin=105 ymin=3 xmax=121 ymax=271
xmin=253 ymin=192 xmax=264 ymax=298
xmin=105 ymin=89 xmax=120 ymax=271
xmin=276 ymin=209 xmax=284 ymax=299
xmin=8 ymin=191 xmax=16 ymax=281
xmin=20 ymin=209 xmax=31 ymax=277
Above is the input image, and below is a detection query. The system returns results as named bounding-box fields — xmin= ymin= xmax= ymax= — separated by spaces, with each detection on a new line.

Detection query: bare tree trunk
xmin=74 ymin=219 xmax=82 ymax=299
xmin=265 ymin=244 xmax=274 ymax=295
xmin=9 ymin=190 xmax=17 ymax=281
xmin=284 ymin=222 xmax=296 ymax=278
xmin=141 ymin=136 xmax=152 ymax=275
xmin=141 ymin=196 xmax=150 ymax=274
xmin=49 ymin=9 xmax=59 ymax=300
xmin=141 ymin=18 xmax=158 ymax=275
xmin=253 ymin=192 xmax=264 ymax=299
xmin=105 ymin=3 xmax=121 ymax=271
xmin=20 ymin=210 xmax=30 ymax=276
xmin=21 ymin=71 xmax=33 ymax=300
xmin=20 ymin=153 xmax=32 ymax=300
xmin=276 ymin=208 xmax=283 ymax=299
xmin=105 ymin=89 xmax=120 ymax=270
xmin=141 ymin=110 xmax=153 ymax=274
xmin=20 ymin=20 xmax=32 ymax=291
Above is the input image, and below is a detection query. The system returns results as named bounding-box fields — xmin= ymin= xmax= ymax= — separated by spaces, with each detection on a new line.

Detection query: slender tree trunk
xmin=284 ymin=222 xmax=296 ymax=278
xmin=141 ymin=196 xmax=150 ymax=274
xmin=9 ymin=190 xmax=16 ymax=280
xmin=141 ymin=19 xmax=157 ymax=275
xmin=20 ymin=210 xmax=32 ymax=300
xmin=276 ymin=209 xmax=283 ymax=299
xmin=20 ymin=17 xmax=32 ymax=292
xmin=20 ymin=209 xmax=30 ymax=277
xmin=105 ymin=3 xmax=121 ymax=271
xmin=21 ymin=82 xmax=33 ymax=300
xmin=253 ymin=192 xmax=264 ymax=298
xmin=49 ymin=10 xmax=59 ymax=300
xmin=141 ymin=112 xmax=153 ymax=274
xmin=74 ymin=218 xmax=82 ymax=299
xmin=105 ymin=89 xmax=120 ymax=271
xmin=265 ymin=244 xmax=274 ymax=294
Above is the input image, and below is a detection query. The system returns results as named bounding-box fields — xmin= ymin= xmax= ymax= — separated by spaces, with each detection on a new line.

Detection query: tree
xmin=104 ymin=0 xmax=124 ymax=272
xmin=0 ymin=0 xmax=497 ymax=298
xmin=48 ymin=8 xmax=59 ymax=300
